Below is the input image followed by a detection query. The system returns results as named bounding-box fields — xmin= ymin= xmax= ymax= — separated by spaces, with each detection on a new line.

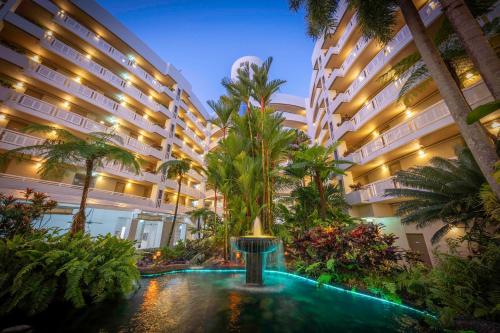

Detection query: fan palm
xmin=156 ymin=159 xmax=192 ymax=247
xmin=290 ymin=0 xmax=500 ymax=199
xmin=386 ymin=147 xmax=488 ymax=244
xmin=290 ymin=143 xmax=351 ymax=219
xmin=0 ymin=125 xmax=141 ymax=235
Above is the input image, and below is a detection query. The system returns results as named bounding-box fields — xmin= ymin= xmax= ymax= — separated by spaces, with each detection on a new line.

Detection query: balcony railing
xmin=346 ymin=177 xmax=398 ymax=205
xmin=345 ymin=82 xmax=491 ymax=166
xmin=27 ymin=62 xmax=168 ymax=139
xmin=43 ymin=35 xmax=161 ymax=111
xmin=52 ymin=10 xmax=210 ymax=137
xmin=5 ymin=90 xmax=163 ymax=160
xmin=347 ymin=101 xmax=451 ymax=165
xmin=328 ymin=1 xmax=441 ymax=116
xmin=54 ymin=12 xmax=164 ymax=93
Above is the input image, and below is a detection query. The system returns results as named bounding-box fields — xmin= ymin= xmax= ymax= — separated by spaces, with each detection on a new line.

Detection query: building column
xmin=127 ymin=218 xmax=139 ymax=241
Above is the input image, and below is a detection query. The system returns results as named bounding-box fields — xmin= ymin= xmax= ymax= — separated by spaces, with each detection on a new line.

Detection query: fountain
xmin=233 ymin=218 xmax=280 ymax=285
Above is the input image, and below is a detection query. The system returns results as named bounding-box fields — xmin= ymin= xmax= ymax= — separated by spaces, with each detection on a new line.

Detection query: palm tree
xmin=386 ymin=147 xmax=489 ymax=245
xmin=246 ymin=58 xmax=287 ymax=230
xmin=0 ymin=125 xmax=141 ymax=235
xmin=208 ymin=97 xmax=236 ymax=139
xmin=290 ymin=0 xmax=500 ymax=199
xmin=187 ymin=207 xmax=215 ymax=239
xmin=157 ymin=159 xmax=191 ymax=247
xmin=439 ymin=0 xmax=500 ymax=100
xmin=291 ymin=143 xmax=351 ymax=219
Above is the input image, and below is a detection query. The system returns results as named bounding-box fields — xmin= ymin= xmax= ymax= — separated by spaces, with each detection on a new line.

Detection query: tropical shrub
xmin=289 ymin=222 xmax=404 ymax=300
xmin=0 ymin=189 xmax=56 ymax=238
xmin=395 ymin=244 xmax=500 ymax=326
xmin=160 ymin=238 xmax=218 ymax=264
xmin=0 ymin=231 xmax=139 ymax=316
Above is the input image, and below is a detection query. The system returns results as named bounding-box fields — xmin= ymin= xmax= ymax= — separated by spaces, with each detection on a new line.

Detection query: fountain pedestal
xmin=235 ymin=236 xmax=277 ymax=286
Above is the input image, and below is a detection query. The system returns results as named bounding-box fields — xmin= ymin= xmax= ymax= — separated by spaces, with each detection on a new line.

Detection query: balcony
xmin=328 ymin=2 xmax=441 ymax=116
xmin=346 ymin=177 xmax=398 ymax=205
xmin=344 ymin=82 xmax=492 ymax=167
xmin=162 ymin=178 xmax=204 ymax=199
xmin=26 ymin=62 xmax=168 ymax=139
xmin=54 ymin=12 xmax=164 ymax=94
xmin=42 ymin=35 xmax=163 ymax=112
xmin=173 ymin=137 xmax=204 ymax=164
xmin=0 ymin=129 xmax=161 ymax=184
xmin=323 ymin=13 xmax=358 ymax=66
xmin=2 ymin=90 xmax=164 ymax=160
xmin=333 ymin=76 xmax=406 ymax=140
xmin=0 ymin=172 xmax=157 ymax=210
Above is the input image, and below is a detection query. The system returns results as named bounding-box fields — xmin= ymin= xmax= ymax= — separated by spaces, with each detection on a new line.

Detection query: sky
xmin=96 ymin=0 xmax=314 ymax=113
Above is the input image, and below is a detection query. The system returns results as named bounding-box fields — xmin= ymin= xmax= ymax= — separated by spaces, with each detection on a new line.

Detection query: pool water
xmin=23 ymin=271 xmax=432 ymax=332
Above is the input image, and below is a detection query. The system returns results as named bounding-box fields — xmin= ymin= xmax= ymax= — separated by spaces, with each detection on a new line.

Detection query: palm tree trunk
xmin=223 ymin=195 xmax=228 ymax=261
xmin=214 ymin=186 xmax=218 ymax=217
xmin=167 ymin=177 xmax=182 ymax=247
xmin=399 ymin=0 xmax=500 ymax=199
xmin=439 ymin=0 xmax=500 ymax=100
xmin=71 ymin=159 xmax=94 ymax=235
xmin=314 ymin=170 xmax=327 ymax=219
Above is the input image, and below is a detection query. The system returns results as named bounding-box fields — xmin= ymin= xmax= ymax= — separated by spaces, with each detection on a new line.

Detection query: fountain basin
xmin=234 ymin=236 xmax=280 ymax=285
xmin=235 ymin=236 xmax=278 ymax=253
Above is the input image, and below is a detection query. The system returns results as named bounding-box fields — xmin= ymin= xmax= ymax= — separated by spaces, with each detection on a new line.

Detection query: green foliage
xmin=386 ymin=147 xmax=491 ymax=245
xmin=466 ymin=100 xmax=500 ymax=124
xmin=395 ymin=245 xmax=500 ymax=325
xmin=0 ymin=125 xmax=142 ymax=234
xmin=0 ymin=189 xmax=57 ymax=238
xmin=0 ymin=231 xmax=139 ymax=316
xmin=159 ymin=238 xmax=219 ymax=264
xmin=290 ymin=223 xmax=403 ymax=296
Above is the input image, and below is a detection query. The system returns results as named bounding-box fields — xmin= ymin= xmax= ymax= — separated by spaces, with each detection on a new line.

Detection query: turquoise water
xmin=23 ymin=271 xmax=432 ymax=332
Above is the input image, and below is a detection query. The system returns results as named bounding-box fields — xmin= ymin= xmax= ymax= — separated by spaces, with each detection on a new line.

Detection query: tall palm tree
xmin=290 ymin=0 xmax=500 ymax=199
xmin=439 ymin=0 xmax=500 ymax=100
xmin=386 ymin=147 xmax=488 ymax=244
xmin=157 ymin=159 xmax=191 ymax=247
xmin=208 ymin=97 xmax=236 ymax=139
xmin=291 ymin=143 xmax=351 ymax=219
xmin=0 ymin=125 xmax=141 ymax=235
xmin=250 ymin=57 xmax=287 ymax=230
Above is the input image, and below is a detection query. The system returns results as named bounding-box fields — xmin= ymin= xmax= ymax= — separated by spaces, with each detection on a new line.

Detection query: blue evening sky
xmin=96 ymin=0 xmax=313 ymax=113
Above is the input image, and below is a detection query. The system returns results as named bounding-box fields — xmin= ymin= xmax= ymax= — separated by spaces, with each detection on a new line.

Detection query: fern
xmin=0 ymin=231 xmax=139 ymax=316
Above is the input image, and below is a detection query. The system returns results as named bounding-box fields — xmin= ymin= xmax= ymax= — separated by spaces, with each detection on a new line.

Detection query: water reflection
xmin=228 ymin=292 xmax=242 ymax=332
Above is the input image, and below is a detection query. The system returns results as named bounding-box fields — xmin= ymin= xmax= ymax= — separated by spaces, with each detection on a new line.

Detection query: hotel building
xmin=307 ymin=0 xmax=499 ymax=264
xmin=0 ymin=0 xmax=211 ymax=248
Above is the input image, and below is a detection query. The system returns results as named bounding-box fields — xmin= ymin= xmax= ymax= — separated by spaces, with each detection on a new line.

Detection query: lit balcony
xmin=42 ymin=35 xmax=160 ymax=112
xmin=327 ymin=2 xmax=441 ymax=117
xmin=26 ymin=62 xmax=169 ymax=138
xmin=54 ymin=11 xmax=164 ymax=93
xmin=346 ymin=177 xmax=398 ymax=205
xmin=344 ymin=82 xmax=492 ymax=168
xmin=2 ymin=90 xmax=164 ymax=160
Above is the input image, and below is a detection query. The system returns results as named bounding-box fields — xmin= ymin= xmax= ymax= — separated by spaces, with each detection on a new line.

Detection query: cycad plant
xmin=0 ymin=125 xmax=141 ymax=235
xmin=290 ymin=0 xmax=500 ymax=199
xmin=386 ymin=147 xmax=488 ymax=244
xmin=156 ymin=159 xmax=193 ymax=247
